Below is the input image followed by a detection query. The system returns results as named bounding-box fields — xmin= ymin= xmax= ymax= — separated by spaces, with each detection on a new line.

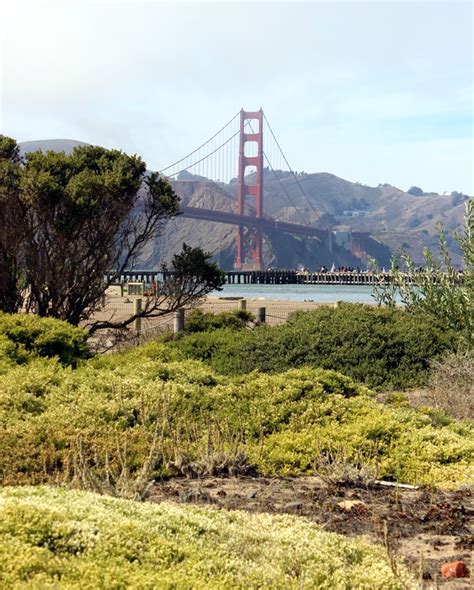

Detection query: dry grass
xmin=312 ymin=445 xmax=380 ymax=488
xmin=428 ymin=351 xmax=474 ymax=420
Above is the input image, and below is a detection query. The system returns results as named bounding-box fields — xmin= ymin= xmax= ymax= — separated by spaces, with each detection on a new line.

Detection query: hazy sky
xmin=1 ymin=0 xmax=473 ymax=194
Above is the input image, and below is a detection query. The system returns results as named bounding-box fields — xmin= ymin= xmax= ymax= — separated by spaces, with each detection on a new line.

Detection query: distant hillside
xmin=19 ymin=139 xmax=87 ymax=156
xmin=258 ymin=170 xmax=469 ymax=234
xmin=18 ymin=139 xmax=471 ymax=269
xmin=146 ymin=171 xmax=469 ymax=269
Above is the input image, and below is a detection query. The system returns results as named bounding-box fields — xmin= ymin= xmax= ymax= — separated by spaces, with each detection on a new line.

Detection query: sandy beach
xmin=201 ymin=296 xmax=326 ymax=324
xmin=89 ymin=293 xmax=332 ymax=340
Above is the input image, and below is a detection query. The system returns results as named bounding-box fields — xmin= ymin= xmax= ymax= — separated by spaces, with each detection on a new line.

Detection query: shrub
xmin=184 ymin=308 xmax=254 ymax=333
xmin=172 ymin=304 xmax=455 ymax=389
xmin=408 ymin=186 xmax=424 ymax=196
xmin=0 ymin=345 xmax=472 ymax=490
xmin=0 ymin=313 xmax=89 ymax=366
xmin=427 ymin=350 xmax=474 ymax=420
xmin=0 ymin=486 xmax=417 ymax=589
xmin=372 ymin=199 xmax=474 ymax=348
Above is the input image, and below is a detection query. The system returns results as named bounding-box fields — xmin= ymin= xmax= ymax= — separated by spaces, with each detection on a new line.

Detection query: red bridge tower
xmin=235 ymin=109 xmax=264 ymax=270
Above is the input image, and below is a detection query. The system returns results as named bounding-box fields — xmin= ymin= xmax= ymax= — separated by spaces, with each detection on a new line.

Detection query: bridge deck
xmin=180 ymin=206 xmax=329 ymax=239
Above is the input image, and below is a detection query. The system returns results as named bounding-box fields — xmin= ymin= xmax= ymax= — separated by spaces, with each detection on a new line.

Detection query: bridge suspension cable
xmin=263 ymin=152 xmax=310 ymax=227
xmin=158 ymin=110 xmax=240 ymax=175
xmin=162 ymin=129 xmax=240 ymax=180
xmin=263 ymin=112 xmax=328 ymax=230
xmin=158 ymin=112 xmax=259 ymax=188
xmin=245 ymin=118 xmax=309 ymax=228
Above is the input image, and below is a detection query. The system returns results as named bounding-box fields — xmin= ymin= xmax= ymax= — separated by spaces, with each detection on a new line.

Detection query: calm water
xmin=211 ymin=284 xmax=380 ymax=304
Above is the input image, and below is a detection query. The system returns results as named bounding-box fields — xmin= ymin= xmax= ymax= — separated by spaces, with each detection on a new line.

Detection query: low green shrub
xmin=0 ymin=486 xmax=417 ymax=589
xmin=172 ymin=304 xmax=456 ymax=389
xmin=184 ymin=308 xmax=254 ymax=333
xmin=1 ymin=342 xmax=472 ymax=490
xmin=0 ymin=313 xmax=89 ymax=367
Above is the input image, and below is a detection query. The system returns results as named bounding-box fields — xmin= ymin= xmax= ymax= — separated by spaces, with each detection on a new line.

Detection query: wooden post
xmin=238 ymin=299 xmax=247 ymax=311
xmin=134 ymin=298 xmax=142 ymax=333
xmin=174 ymin=308 xmax=185 ymax=333
xmin=257 ymin=307 xmax=266 ymax=323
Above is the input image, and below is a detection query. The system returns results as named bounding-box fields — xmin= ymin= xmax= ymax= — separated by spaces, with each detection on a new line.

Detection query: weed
xmin=428 ymin=350 xmax=474 ymax=420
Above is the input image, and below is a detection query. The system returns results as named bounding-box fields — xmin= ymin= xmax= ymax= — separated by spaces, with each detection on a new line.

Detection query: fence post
xmin=238 ymin=298 xmax=247 ymax=311
xmin=174 ymin=308 xmax=185 ymax=333
xmin=133 ymin=297 xmax=142 ymax=333
xmin=257 ymin=306 xmax=266 ymax=323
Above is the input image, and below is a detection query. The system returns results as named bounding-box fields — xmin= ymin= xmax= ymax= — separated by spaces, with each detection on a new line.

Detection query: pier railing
xmin=226 ymin=270 xmax=401 ymax=286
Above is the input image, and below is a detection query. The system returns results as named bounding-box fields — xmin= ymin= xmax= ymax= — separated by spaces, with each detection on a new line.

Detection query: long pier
xmin=106 ymin=269 xmax=396 ymax=286
xmin=226 ymin=270 xmax=388 ymax=285
xmin=105 ymin=269 xmax=463 ymax=287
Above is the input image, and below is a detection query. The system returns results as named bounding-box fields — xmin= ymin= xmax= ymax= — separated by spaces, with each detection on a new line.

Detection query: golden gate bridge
xmin=159 ymin=108 xmax=371 ymax=270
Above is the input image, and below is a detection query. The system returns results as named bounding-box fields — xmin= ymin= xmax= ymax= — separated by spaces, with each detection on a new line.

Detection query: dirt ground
xmin=147 ymin=476 xmax=473 ymax=589
xmin=103 ymin=292 xmax=472 ymax=586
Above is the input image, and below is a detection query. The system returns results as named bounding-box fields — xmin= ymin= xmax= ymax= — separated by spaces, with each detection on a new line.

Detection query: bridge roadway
xmin=180 ymin=206 xmax=372 ymax=244
xmin=180 ymin=206 xmax=328 ymax=239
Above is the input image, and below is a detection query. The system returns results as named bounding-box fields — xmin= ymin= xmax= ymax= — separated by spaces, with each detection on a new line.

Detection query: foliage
xmin=407 ymin=186 xmax=423 ymax=196
xmin=372 ymin=199 xmax=474 ymax=348
xmin=0 ymin=312 xmax=89 ymax=368
xmin=451 ymin=191 xmax=469 ymax=206
xmin=172 ymin=304 xmax=455 ymax=389
xmin=1 ymin=138 xmax=177 ymax=324
xmin=427 ymin=350 xmax=474 ymax=420
xmin=0 ymin=136 xmax=225 ymax=333
xmin=0 ymin=486 xmax=417 ymax=589
xmin=89 ymin=244 xmax=225 ymax=335
xmin=184 ymin=308 xmax=254 ymax=333
xmin=0 ymin=136 xmax=24 ymax=313
xmin=0 ymin=339 xmax=472 ymax=490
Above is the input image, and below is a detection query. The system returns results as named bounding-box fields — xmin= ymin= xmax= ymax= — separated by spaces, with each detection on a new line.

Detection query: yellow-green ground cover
xmin=0 ymin=486 xmax=417 ymax=589
xmin=1 ymin=341 xmax=473 ymax=489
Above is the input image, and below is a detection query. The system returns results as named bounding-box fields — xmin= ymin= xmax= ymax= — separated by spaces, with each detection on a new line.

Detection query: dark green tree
xmin=0 ymin=136 xmax=225 ymax=332
xmin=407 ymin=186 xmax=424 ymax=196
xmin=89 ymin=244 xmax=225 ymax=334
xmin=0 ymin=136 xmax=25 ymax=313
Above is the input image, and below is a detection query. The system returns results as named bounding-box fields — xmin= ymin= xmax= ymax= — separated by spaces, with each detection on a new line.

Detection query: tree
xmin=372 ymin=200 xmax=473 ymax=348
xmin=451 ymin=191 xmax=468 ymax=207
xmin=0 ymin=136 xmax=25 ymax=313
xmin=407 ymin=186 xmax=424 ymax=196
xmin=88 ymin=244 xmax=225 ymax=334
xmin=0 ymin=136 xmax=225 ymax=333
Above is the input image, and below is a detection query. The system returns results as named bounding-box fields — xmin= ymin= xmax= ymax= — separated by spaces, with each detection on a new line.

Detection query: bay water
xmin=211 ymin=284 xmax=380 ymax=304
